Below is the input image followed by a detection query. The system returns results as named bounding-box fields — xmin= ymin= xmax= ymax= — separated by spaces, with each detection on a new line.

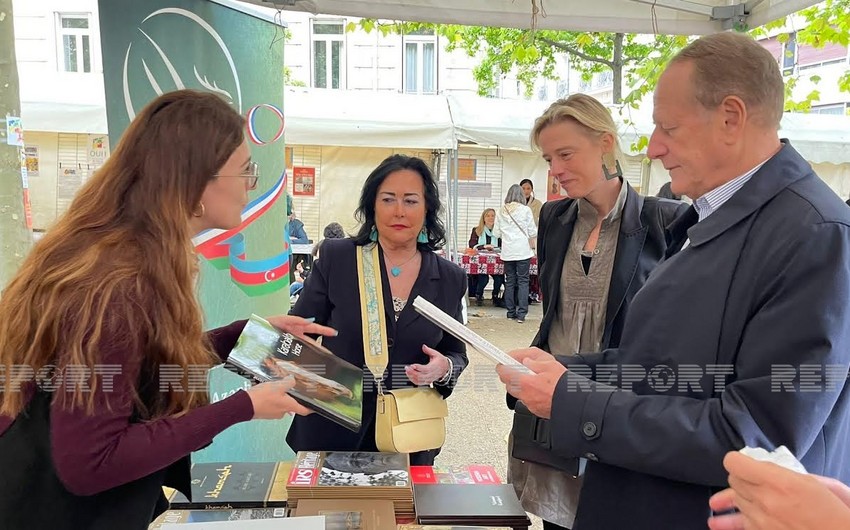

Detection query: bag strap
xmin=504 ymin=205 xmax=530 ymax=238
xmin=356 ymin=243 xmax=390 ymax=393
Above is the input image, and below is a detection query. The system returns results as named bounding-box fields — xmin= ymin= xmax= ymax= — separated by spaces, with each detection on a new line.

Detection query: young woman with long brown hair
xmin=0 ymin=90 xmax=332 ymax=529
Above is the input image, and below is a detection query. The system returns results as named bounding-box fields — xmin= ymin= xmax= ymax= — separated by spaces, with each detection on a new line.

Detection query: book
xmin=410 ymin=465 xmax=502 ymax=485
xmin=412 ymin=297 xmax=532 ymax=374
xmin=414 ymin=484 xmax=530 ymax=527
xmin=159 ymin=516 xmax=324 ymax=529
xmin=294 ymin=499 xmax=396 ymax=530
xmin=149 ymin=507 xmax=286 ymax=528
xmin=165 ymin=461 xmax=291 ymax=510
xmin=225 ymin=314 xmax=364 ymax=432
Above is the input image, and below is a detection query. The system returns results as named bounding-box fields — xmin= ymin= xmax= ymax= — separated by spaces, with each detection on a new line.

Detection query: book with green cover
xmin=225 ymin=314 xmax=363 ymax=432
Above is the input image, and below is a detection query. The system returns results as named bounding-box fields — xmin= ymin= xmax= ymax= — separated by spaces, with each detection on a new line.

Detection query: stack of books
xmin=293 ymin=499 xmax=397 ymax=530
xmin=286 ymin=451 xmax=415 ymax=520
xmin=414 ymin=484 xmax=531 ymax=529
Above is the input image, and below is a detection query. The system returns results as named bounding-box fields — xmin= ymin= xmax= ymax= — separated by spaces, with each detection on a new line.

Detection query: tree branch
xmin=537 ymin=36 xmax=614 ymax=68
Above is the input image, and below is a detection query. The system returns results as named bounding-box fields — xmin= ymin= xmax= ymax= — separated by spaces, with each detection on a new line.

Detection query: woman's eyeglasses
xmin=215 ymin=161 xmax=260 ymax=190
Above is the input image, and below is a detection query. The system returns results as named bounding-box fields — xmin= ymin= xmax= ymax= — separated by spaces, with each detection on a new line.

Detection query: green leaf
xmin=635 ymin=135 xmax=649 ymax=152
xmin=345 ymin=21 xmax=357 ymax=33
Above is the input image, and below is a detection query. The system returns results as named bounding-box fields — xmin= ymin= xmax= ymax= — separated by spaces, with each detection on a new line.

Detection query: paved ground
xmin=438 ymin=298 xmax=545 ymax=530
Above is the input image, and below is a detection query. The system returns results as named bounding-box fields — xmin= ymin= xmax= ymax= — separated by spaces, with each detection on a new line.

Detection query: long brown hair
xmin=0 ymin=89 xmax=245 ymax=419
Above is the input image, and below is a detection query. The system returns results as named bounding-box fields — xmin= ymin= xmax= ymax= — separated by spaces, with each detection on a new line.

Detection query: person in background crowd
xmin=657 ymin=181 xmax=682 ymax=200
xmin=468 ymin=208 xmax=504 ymax=307
xmin=520 ymin=178 xmax=544 ymax=225
xmin=493 ymin=184 xmax=537 ymax=324
xmin=0 ymin=90 xmax=334 ymax=530
xmin=520 ymin=178 xmax=544 ymax=304
xmin=507 ymin=93 xmax=686 ymax=530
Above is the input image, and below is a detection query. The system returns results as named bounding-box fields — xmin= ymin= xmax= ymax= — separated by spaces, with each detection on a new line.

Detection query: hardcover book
xmin=166 ymin=461 xmax=291 ymax=510
xmin=414 ymin=484 xmax=529 ymax=527
xmin=287 ymin=451 xmax=411 ymax=489
xmin=225 ymin=314 xmax=363 ymax=432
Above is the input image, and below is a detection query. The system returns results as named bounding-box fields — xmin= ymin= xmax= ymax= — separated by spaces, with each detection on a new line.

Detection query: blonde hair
xmin=531 ymin=93 xmax=623 ymax=163
xmin=475 ymin=208 xmax=496 ymax=236
xmin=671 ymin=32 xmax=784 ymax=129
xmin=0 ymin=90 xmax=244 ymax=419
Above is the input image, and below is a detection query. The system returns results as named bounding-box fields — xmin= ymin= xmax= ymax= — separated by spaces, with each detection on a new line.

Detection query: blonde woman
xmin=468 ymin=208 xmax=504 ymax=306
xmin=507 ymin=93 xmax=686 ymax=530
xmin=493 ymin=184 xmax=538 ymax=323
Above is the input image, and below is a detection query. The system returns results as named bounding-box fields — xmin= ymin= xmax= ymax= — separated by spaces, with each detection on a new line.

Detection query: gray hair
xmin=504 ymin=184 xmax=526 ymax=205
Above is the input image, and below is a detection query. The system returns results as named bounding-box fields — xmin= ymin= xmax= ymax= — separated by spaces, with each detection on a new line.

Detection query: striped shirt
xmin=693 ymin=160 xmax=769 ymax=222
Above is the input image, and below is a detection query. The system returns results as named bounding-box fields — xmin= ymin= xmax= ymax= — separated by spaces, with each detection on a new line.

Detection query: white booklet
xmin=412 ymin=295 xmax=533 ymax=374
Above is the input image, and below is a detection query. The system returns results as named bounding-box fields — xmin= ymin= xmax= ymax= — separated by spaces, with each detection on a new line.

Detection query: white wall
xmin=13 ymin=0 xmax=105 ymax=108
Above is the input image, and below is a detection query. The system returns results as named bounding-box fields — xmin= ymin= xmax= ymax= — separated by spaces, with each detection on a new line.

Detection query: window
xmin=403 ymin=29 xmax=436 ymax=94
xmin=312 ymin=21 xmax=345 ymax=89
xmin=782 ymin=32 xmax=797 ymax=76
xmin=57 ymin=14 xmax=92 ymax=73
xmin=811 ymin=103 xmax=848 ymax=115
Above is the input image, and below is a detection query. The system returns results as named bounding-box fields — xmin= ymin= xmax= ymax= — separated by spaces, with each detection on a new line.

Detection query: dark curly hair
xmin=352 ymin=154 xmax=446 ymax=250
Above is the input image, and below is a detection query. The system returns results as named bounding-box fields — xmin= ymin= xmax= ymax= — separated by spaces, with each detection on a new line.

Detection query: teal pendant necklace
xmin=386 ymin=251 xmax=419 ymax=277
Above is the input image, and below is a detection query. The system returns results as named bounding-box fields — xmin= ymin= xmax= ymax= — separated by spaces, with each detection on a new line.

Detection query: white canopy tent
xmin=240 ymin=0 xmax=819 ymax=35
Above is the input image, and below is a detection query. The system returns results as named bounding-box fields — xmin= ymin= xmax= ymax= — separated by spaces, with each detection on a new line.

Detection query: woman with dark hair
xmin=519 ymin=178 xmax=544 ymax=225
xmin=289 ymin=154 xmax=468 ymax=465
xmin=0 ymin=89 xmax=333 ymax=529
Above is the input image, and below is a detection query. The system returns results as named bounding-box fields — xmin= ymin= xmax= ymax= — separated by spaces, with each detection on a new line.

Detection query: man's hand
xmin=496 ymin=347 xmax=566 ymax=419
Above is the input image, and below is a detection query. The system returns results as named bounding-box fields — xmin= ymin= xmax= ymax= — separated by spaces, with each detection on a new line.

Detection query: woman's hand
xmin=246 ymin=377 xmax=314 ymax=419
xmin=405 ymin=345 xmax=451 ymax=386
xmin=708 ymin=451 xmax=850 ymax=530
xmin=266 ymin=315 xmax=337 ymax=340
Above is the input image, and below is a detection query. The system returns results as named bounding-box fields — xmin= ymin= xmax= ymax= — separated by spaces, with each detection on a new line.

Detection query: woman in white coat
xmin=493 ymin=184 xmax=538 ymax=323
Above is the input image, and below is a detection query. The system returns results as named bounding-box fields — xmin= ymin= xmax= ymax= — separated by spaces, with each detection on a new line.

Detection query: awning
xmin=239 ymin=0 xmax=820 ymax=35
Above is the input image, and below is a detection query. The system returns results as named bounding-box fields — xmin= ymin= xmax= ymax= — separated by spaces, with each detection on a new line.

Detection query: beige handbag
xmin=356 ymin=243 xmax=448 ymax=454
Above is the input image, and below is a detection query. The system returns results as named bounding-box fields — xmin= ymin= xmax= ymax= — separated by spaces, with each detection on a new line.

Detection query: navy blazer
xmin=532 ymin=182 xmax=687 ymax=352
xmin=550 ymin=142 xmax=850 ymax=529
xmin=288 ymin=239 xmax=468 ymax=462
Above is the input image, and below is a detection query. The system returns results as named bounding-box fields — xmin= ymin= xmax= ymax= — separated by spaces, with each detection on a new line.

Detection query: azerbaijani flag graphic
xmin=192 ymin=170 xmax=290 ymax=297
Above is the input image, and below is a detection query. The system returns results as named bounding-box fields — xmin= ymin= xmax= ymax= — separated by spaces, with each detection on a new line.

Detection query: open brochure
xmin=225 ymin=315 xmax=364 ymax=432
xmin=412 ymin=296 xmax=532 ymax=374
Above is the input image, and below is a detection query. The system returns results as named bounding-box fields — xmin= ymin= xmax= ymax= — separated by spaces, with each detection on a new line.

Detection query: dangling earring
xmin=417 ymin=228 xmax=428 ymax=244
xmin=192 ymin=203 xmax=205 ymax=217
xmin=369 ymin=226 xmax=378 ymax=242
xmin=602 ymin=153 xmax=623 ymax=180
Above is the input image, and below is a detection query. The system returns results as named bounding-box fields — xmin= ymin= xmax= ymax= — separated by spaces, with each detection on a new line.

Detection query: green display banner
xmin=98 ymin=0 xmax=294 ymax=462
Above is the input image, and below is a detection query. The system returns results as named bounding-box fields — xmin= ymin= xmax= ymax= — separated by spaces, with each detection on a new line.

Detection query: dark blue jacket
xmin=551 ymin=143 xmax=850 ymax=529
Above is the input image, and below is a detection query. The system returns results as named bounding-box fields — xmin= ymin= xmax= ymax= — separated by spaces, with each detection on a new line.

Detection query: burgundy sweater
xmin=0 ymin=320 xmax=251 ymax=496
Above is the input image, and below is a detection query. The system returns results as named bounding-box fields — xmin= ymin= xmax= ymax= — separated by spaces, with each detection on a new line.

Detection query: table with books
xmin=150 ymin=451 xmax=531 ymax=530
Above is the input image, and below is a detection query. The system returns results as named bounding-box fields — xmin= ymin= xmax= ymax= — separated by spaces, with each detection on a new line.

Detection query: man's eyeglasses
xmin=215 ymin=161 xmax=260 ymax=190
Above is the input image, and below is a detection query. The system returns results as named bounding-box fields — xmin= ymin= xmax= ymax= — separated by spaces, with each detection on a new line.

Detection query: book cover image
xmin=289 ymin=451 xmax=411 ymax=488
xmin=227 ymin=315 xmax=363 ymax=432
xmin=410 ymin=465 xmax=502 ymax=485
xmin=168 ymin=462 xmax=282 ymax=509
